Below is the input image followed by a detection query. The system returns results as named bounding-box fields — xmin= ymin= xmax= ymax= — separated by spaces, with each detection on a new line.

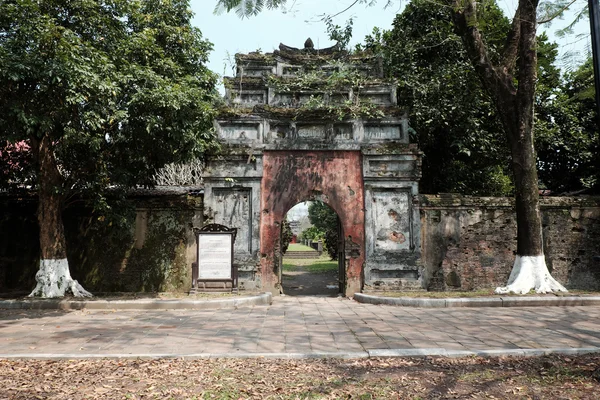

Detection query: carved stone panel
xmin=219 ymin=123 xmax=261 ymax=142
xmin=364 ymin=156 xmax=420 ymax=179
xmin=238 ymin=65 xmax=275 ymax=77
xmin=333 ymin=124 xmax=353 ymax=141
xmin=368 ymin=189 xmax=413 ymax=255
xmin=364 ymin=124 xmax=403 ymax=141
xmin=212 ymin=188 xmax=253 ymax=256
xmin=296 ymin=124 xmax=325 ymax=139
xmin=231 ymin=90 xmax=267 ymax=106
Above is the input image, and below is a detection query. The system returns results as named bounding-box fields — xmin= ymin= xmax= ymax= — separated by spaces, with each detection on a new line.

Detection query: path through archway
xmin=280 ymin=202 xmax=342 ymax=296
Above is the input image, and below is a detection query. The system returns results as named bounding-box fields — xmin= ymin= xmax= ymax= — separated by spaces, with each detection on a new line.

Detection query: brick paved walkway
xmin=1 ymin=296 xmax=599 ymax=357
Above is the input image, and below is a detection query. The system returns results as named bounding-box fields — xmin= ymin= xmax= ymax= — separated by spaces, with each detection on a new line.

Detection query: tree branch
xmin=328 ymin=0 xmax=360 ymax=20
xmin=516 ymin=0 xmax=539 ymax=126
xmin=537 ymin=0 xmax=577 ymax=24
xmin=501 ymin=6 xmax=521 ymax=73
xmin=450 ymin=0 xmax=515 ymax=98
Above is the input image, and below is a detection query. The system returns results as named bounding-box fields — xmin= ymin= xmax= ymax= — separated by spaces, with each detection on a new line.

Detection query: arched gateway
xmin=203 ymin=41 xmax=423 ymax=296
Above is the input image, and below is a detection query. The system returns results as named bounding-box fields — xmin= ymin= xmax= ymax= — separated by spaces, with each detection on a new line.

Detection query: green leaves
xmin=373 ymin=0 xmax=513 ymax=195
xmin=308 ymin=201 xmax=339 ymax=260
xmin=213 ymin=0 xmax=288 ymax=18
xmin=0 ymin=0 xmax=218 ymax=195
xmin=535 ymin=57 xmax=599 ymax=193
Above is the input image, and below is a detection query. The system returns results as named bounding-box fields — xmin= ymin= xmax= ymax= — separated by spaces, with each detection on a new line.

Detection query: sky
xmin=191 ymin=0 xmax=401 ymax=82
xmin=191 ymin=0 xmax=592 ymax=89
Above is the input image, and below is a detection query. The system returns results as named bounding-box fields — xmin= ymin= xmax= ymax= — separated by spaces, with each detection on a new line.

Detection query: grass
xmin=283 ymin=254 xmax=338 ymax=274
xmin=75 ymin=291 xmax=262 ymax=300
xmin=286 ymin=243 xmax=316 ymax=252
xmin=363 ymin=289 xmax=496 ymax=298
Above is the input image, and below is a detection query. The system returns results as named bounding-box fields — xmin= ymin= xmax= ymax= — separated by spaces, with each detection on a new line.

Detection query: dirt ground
xmin=1 ymin=354 xmax=599 ymax=399
xmin=282 ymin=266 xmax=340 ymax=296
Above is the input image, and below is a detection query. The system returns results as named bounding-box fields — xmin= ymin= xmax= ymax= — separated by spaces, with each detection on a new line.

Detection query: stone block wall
xmin=3 ymin=190 xmax=599 ymax=294
xmin=421 ymin=194 xmax=600 ymax=291
xmin=0 ymin=190 xmax=202 ymax=294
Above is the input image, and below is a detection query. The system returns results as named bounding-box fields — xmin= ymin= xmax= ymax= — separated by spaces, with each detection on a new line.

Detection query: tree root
xmin=495 ymin=255 xmax=567 ymax=295
xmin=28 ymin=259 xmax=93 ymax=298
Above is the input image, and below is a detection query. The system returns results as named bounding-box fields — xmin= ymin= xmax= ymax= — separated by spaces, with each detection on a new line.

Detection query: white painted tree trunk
xmin=495 ymin=255 xmax=568 ymax=294
xmin=28 ymin=259 xmax=93 ymax=298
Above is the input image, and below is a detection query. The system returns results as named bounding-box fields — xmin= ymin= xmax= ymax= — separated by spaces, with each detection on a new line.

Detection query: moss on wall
xmin=0 ymin=192 xmax=202 ymax=294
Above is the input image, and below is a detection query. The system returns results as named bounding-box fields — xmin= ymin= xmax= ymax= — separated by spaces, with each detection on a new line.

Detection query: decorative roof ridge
xmin=277 ymin=39 xmax=343 ymax=55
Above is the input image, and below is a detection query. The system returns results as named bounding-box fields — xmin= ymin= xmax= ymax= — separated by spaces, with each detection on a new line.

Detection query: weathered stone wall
xmin=0 ymin=191 xmax=202 ymax=294
xmin=4 ymin=191 xmax=597 ymax=294
xmin=421 ymin=195 xmax=600 ymax=291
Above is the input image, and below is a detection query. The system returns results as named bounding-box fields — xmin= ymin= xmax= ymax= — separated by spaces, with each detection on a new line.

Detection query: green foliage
xmin=325 ymin=17 xmax=354 ymax=50
xmin=308 ymin=201 xmax=339 ymax=260
xmin=214 ymin=0 xmax=288 ymax=18
xmin=535 ymin=57 xmax=599 ymax=193
xmin=366 ymin=0 xmax=513 ymax=196
xmin=267 ymin=62 xmax=386 ymax=120
xmin=299 ymin=226 xmax=325 ymax=242
xmin=281 ymin=219 xmax=293 ymax=253
xmin=0 ymin=0 xmax=218 ymax=205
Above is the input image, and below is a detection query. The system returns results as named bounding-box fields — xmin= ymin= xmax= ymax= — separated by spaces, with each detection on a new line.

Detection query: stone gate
xmin=203 ymin=41 xmax=422 ymax=296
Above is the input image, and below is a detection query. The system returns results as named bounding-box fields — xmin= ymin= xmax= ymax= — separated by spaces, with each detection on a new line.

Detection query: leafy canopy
xmin=0 ymin=0 xmax=218 ymax=196
xmin=536 ymin=57 xmax=600 ymax=193
xmin=362 ymin=0 xmax=513 ymax=195
xmin=308 ymin=201 xmax=339 ymax=260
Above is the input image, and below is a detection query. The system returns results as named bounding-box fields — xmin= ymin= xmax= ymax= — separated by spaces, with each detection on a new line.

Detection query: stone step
xmin=284 ymin=251 xmax=322 ymax=259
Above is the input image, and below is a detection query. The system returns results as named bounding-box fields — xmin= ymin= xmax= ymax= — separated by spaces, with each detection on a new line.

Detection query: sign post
xmin=192 ymin=224 xmax=238 ymax=292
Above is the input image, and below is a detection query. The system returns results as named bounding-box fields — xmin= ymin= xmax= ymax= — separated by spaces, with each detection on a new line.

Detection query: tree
xmin=536 ymin=57 xmax=599 ymax=193
xmin=362 ymin=0 xmax=513 ymax=196
xmin=367 ymin=4 xmax=582 ymax=197
xmin=299 ymin=226 xmax=325 ymax=243
xmin=447 ymin=0 xmax=567 ymax=293
xmin=0 ymin=0 xmax=218 ymax=297
xmin=281 ymin=219 xmax=293 ymax=253
xmin=308 ymin=201 xmax=339 ymax=260
xmin=215 ymin=0 xmax=569 ymax=294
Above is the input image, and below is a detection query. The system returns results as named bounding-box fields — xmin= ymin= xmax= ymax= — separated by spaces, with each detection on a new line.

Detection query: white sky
xmin=191 ymin=0 xmax=401 ymax=81
xmin=287 ymin=202 xmax=310 ymax=220
xmin=191 ymin=0 xmax=592 ymax=87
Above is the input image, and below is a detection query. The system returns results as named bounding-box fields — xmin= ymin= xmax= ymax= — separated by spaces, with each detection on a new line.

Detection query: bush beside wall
xmin=0 ymin=190 xmax=203 ymax=294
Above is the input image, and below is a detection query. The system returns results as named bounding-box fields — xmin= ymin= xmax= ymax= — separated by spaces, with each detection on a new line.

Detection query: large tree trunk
xmin=29 ymin=134 xmax=92 ymax=298
xmin=452 ymin=0 xmax=566 ymax=294
xmin=495 ymin=121 xmax=567 ymax=294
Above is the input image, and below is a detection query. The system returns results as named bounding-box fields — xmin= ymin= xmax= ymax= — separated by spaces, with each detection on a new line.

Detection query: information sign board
xmin=193 ymin=224 xmax=237 ymax=289
xmin=198 ymin=233 xmax=233 ymax=280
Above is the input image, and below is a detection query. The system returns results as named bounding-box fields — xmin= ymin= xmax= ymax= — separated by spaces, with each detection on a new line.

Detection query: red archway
xmin=260 ymin=150 xmax=365 ymax=296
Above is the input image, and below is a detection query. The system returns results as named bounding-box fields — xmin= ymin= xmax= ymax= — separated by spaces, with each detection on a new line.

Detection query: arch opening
xmin=278 ymin=201 xmax=344 ymax=296
xmin=259 ymin=150 xmax=366 ymax=296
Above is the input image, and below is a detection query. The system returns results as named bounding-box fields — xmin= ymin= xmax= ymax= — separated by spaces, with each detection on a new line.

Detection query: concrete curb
xmin=354 ymin=293 xmax=600 ymax=307
xmin=1 ymin=347 xmax=598 ymax=360
xmin=0 ymin=292 xmax=272 ymax=310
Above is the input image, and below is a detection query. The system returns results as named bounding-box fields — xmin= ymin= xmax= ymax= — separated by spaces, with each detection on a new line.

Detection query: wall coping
xmin=420 ymin=194 xmax=600 ymax=209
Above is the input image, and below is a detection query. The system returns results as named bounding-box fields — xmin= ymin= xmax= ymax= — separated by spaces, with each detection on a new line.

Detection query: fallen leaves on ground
xmin=0 ymin=354 xmax=599 ymax=399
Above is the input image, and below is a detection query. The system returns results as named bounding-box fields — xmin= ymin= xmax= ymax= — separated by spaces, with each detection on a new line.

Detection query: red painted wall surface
xmin=260 ymin=151 xmax=365 ymax=295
